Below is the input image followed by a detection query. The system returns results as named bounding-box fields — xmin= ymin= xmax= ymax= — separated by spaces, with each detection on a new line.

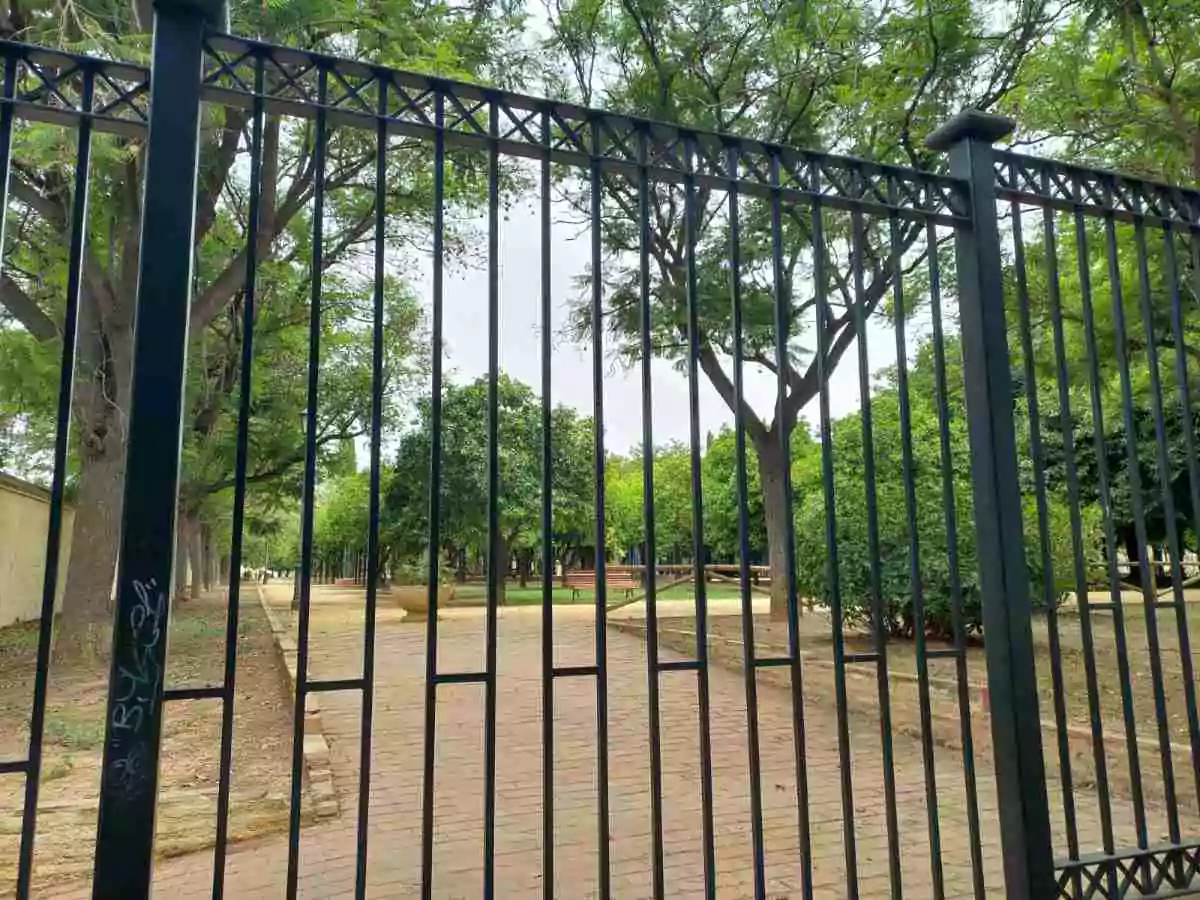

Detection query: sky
xmin=395 ymin=188 xmax=926 ymax=458
xmin=363 ymin=5 xmax=935 ymax=459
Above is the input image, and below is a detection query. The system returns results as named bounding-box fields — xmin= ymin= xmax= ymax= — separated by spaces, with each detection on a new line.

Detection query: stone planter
xmin=390 ymin=585 xmax=455 ymax=621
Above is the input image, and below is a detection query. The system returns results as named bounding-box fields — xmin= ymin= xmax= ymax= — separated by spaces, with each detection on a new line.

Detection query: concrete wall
xmin=0 ymin=473 xmax=75 ymax=628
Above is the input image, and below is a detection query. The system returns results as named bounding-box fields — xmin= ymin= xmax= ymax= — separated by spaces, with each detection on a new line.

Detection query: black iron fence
xmin=0 ymin=1 xmax=1197 ymax=898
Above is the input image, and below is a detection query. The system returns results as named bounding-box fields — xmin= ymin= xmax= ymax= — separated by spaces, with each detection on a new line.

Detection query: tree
xmin=312 ymin=470 xmax=380 ymax=581
xmin=542 ymin=0 xmax=1050 ymax=616
xmin=175 ymin=261 xmax=423 ymax=595
xmin=239 ymin=504 xmax=300 ymax=574
xmin=649 ymin=444 xmax=699 ymax=561
xmin=604 ymin=442 xmax=716 ymax=565
xmin=0 ymin=0 xmax=527 ymax=649
xmin=700 ymin=427 xmax=766 ymax=564
xmin=1005 ymin=9 xmax=1200 ymax=577
xmin=383 ymin=374 xmax=595 ymax=602
xmin=604 ymin=453 xmax=644 ymax=559
xmin=1013 ymin=0 xmax=1200 ymax=184
xmin=1039 ymin=399 xmax=1199 ymax=583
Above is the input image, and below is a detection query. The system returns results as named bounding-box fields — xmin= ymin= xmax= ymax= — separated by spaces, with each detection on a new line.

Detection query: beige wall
xmin=0 ymin=473 xmax=75 ymax=628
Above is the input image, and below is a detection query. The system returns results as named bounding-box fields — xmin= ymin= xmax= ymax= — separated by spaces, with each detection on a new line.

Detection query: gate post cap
xmin=153 ymin=0 xmax=227 ymax=26
xmin=926 ymin=110 xmax=1015 ymax=151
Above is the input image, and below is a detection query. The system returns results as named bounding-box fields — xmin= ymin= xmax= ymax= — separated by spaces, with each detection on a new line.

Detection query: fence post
xmin=927 ymin=111 xmax=1055 ymax=900
xmin=92 ymin=2 xmax=221 ymax=897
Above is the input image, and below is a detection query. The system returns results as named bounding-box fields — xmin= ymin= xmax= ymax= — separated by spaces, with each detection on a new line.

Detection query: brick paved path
xmin=41 ymin=589 xmax=1191 ymax=898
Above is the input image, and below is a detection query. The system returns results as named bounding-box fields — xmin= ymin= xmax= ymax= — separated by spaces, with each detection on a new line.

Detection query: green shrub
xmin=792 ymin=359 xmax=1101 ymax=640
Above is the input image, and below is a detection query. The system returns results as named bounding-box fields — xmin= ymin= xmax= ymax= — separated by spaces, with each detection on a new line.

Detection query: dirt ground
xmin=699 ymin=591 xmax=1200 ymax=741
xmin=0 ymin=591 xmax=294 ymax=893
xmin=692 ymin=589 xmax=1200 ymax=822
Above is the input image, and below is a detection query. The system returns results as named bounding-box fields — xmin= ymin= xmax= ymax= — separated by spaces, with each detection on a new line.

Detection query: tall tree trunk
xmin=756 ymin=436 xmax=792 ymax=620
xmin=200 ymin=522 xmax=213 ymax=591
xmin=208 ymin=528 xmax=220 ymax=588
xmin=378 ymin=547 xmax=391 ymax=587
xmin=517 ymin=550 xmax=530 ymax=588
xmin=55 ymin=448 xmax=125 ymax=656
xmin=494 ymin=533 xmax=510 ymax=605
xmin=189 ymin=523 xmax=204 ymax=599
xmin=174 ymin=513 xmax=191 ymax=599
xmin=55 ymin=321 xmax=132 ymax=660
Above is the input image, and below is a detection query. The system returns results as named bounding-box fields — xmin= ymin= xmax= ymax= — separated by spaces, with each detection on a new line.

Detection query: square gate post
xmin=92 ymin=2 xmax=222 ymax=897
xmin=927 ymin=111 xmax=1055 ymax=900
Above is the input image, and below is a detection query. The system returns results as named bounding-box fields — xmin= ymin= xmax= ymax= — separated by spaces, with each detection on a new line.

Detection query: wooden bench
xmin=562 ymin=568 xmax=640 ymax=601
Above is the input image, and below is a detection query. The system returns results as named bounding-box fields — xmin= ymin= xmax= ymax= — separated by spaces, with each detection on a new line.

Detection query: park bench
xmin=563 ymin=567 xmax=640 ymax=601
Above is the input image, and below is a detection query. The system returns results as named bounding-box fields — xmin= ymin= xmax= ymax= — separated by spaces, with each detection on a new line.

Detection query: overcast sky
xmin=392 ymin=187 xmax=925 ymax=458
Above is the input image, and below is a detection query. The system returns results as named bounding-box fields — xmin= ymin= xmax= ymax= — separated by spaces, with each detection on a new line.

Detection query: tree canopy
xmin=1 ymin=0 xmax=1198 ymax=645
xmin=540 ymin=0 xmax=1055 ymax=613
xmin=0 ymin=0 xmax=529 ymax=647
xmin=382 ymin=374 xmax=596 ymax=600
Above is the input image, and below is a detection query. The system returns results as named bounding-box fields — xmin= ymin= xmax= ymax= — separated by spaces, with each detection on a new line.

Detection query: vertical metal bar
xmin=769 ymin=154 xmax=813 ymax=900
xmin=1114 ymin=213 xmax=1179 ymax=843
xmin=1072 ymin=204 xmax=1147 ymax=847
xmin=638 ymin=126 xmax=665 ymax=900
xmin=726 ymin=145 xmax=766 ymax=900
xmin=0 ymin=55 xmax=15 ymax=262
xmin=1161 ymin=226 xmax=1200 ymax=813
xmin=1040 ymin=201 xmax=1114 ymax=897
xmin=354 ymin=73 xmax=389 ymax=900
xmin=848 ymin=197 xmax=903 ymax=899
xmin=92 ymin=5 xmax=211 ymax=893
xmin=682 ymin=134 xmax=717 ymax=900
xmin=419 ymin=87 xmax=446 ymax=900
xmin=886 ymin=200 xmax=942 ymax=899
xmin=810 ymin=191 xmax=859 ymax=900
xmin=285 ymin=64 xmax=329 ymax=900
xmin=588 ymin=117 xmax=612 ymax=900
xmin=16 ymin=59 xmax=89 ymax=900
xmin=924 ymin=220 xmax=985 ymax=900
xmin=483 ymin=94 xmax=501 ymax=900
xmin=1075 ymin=202 xmax=1147 ymax=844
xmin=211 ymin=53 xmax=265 ymax=900
xmin=1009 ymin=188 xmax=1079 ymax=863
xmin=926 ymin=111 xmax=1054 ymax=900
xmin=539 ymin=106 xmax=555 ymax=899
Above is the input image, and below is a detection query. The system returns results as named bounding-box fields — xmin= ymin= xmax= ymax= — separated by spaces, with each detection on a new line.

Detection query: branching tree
xmin=0 ymin=0 xmax=527 ymax=650
xmin=1014 ymin=0 xmax=1200 ymax=183
xmin=175 ymin=264 xmax=424 ymax=594
xmin=542 ymin=0 xmax=1052 ymax=614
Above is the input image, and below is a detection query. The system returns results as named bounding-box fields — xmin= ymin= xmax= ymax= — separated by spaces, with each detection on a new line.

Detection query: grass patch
xmin=450 ymin=583 xmax=750 ymax=606
xmin=169 ymin=615 xmax=226 ymax=644
xmin=44 ymin=716 xmax=105 ymax=750
xmin=0 ymin=620 xmax=41 ymax=659
xmin=43 ymin=755 xmax=75 ymax=782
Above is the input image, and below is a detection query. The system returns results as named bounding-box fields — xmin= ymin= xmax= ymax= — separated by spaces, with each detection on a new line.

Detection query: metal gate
xmin=1 ymin=1 xmax=1199 ymax=897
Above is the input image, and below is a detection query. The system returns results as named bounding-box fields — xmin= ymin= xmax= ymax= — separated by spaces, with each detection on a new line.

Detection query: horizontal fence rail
xmin=196 ymin=35 xmax=970 ymax=223
xmin=0 ymin=10 xmax=1197 ymax=900
xmin=995 ymin=151 xmax=1200 ymax=228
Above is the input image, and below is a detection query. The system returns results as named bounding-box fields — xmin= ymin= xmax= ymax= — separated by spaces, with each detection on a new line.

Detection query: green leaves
xmin=1013 ymin=0 xmax=1200 ymax=184
xmin=383 ymin=374 xmax=596 ymax=566
xmin=794 ymin=338 xmax=1101 ymax=638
